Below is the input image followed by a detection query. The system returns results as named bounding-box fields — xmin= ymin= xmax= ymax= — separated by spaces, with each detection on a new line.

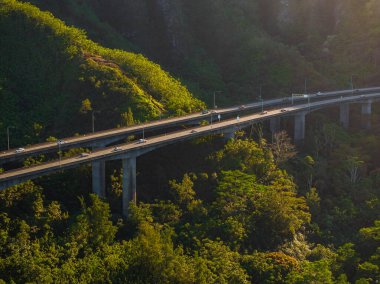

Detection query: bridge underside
xmin=1 ymin=98 xmax=378 ymax=216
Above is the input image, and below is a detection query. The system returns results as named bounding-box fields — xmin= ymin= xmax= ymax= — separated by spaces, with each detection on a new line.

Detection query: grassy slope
xmin=0 ymin=0 xmax=204 ymax=147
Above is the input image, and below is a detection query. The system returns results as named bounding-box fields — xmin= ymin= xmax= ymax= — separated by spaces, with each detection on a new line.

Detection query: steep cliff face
xmin=154 ymin=0 xmax=189 ymax=63
xmin=276 ymin=0 xmax=292 ymax=27
xmin=87 ymin=0 xmax=188 ymax=66
xmin=21 ymin=0 xmax=380 ymax=103
xmin=274 ymin=0 xmax=340 ymax=41
xmin=333 ymin=0 xmax=345 ymax=29
xmin=84 ymin=0 xmax=165 ymax=61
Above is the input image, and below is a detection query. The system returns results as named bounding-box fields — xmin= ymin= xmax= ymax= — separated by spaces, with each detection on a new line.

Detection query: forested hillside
xmin=1 ymin=0 xmax=380 ymax=283
xmin=2 ymin=124 xmax=380 ymax=282
xmin=0 ymin=0 xmax=204 ymax=148
xmin=25 ymin=0 xmax=380 ymax=104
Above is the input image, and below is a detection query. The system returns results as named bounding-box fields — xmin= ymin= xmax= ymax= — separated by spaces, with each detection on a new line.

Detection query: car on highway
xmin=260 ymin=111 xmax=268 ymax=115
xmin=316 ymin=91 xmax=322 ymax=96
xmin=190 ymin=129 xmax=197 ymax=133
xmin=15 ymin=148 xmax=25 ymax=153
xmin=280 ymin=109 xmax=287 ymax=112
xmin=201 ymin=110 xmax=209 ymax=114
xmin=360 ymin=95 xmax=365 ymax=98
xmin=57 ymin=140 xmax=66 ymax=145
xmin=112 ymin=147 xmax=122 ymax=152
xmin=79 ymin=152 xmax=90 ymax=158
xmin=137 ymin=138 xmax=147 ymax=144
xmin=239 ymin=105 xmax=246 ymax=110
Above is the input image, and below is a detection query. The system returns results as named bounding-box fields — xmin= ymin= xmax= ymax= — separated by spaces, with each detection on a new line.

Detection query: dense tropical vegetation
xmin=1 ymin=0 xmax=380 ymax=282
xmin=0 ymin=0 xmax=204 ymax=148
xmin=1 ymin=121 xmax=380 ymax=282
xmin=24 ymin=0 xmax=380 ymax=103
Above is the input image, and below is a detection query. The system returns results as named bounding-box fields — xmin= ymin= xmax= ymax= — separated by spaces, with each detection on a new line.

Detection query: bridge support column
xmin=294 ymin=112 xmax=306 ymax=144
xmin=223 ymin=130 xmax=235 ymax=141
xmin=122 ymin=156 xmax=137 ymax=217
xmin=92 ymin=144 xmax=106 ymax=198
xmin=361 ymin=100 xmax=372 ymax=129
xmin=270 ymin=117 xmax=281 ymax=134
xmin=92 ymin=160 xmax=106 ymax=198
xmin=340 ymin=103 xmax=350 ymax=129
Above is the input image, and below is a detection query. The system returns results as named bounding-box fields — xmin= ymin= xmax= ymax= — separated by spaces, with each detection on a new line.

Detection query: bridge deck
xmin=1 ymin=92 xmax=379 ymax=189
xmin=2 ymin=86 xmax=380 ymax=164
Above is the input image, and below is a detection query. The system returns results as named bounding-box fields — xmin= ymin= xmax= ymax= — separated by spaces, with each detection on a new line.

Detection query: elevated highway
xmin=2 ymin=87 xmax=380 ymax=164
xmin=1 ymin=91 xmax=379 ymax=215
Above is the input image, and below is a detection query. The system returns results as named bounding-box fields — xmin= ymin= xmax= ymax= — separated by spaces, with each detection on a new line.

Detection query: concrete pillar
xmin=361 ymin=101 xmax=372 ymax=115
xmin=361 ymin=101 xmax=372 ymax=129
xmin=122 ymin=156 xmax=137 ymax=217
xmin=92 ymin=160 xmax=106 ymax=198
xmin=92 ymin=144 xmax=106 ymax=198
xmin=270 ymin=117 xmax=281 ymax=134
xmin=340 ymin=103 xmax=350 ymax=129
xmin=223 ymin=130 xmax=235 ymax=141
xmin=294 ymin=112 xmax=306 ymax=144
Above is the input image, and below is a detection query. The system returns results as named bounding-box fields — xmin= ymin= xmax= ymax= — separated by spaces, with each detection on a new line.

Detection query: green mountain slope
xmin=26 ymin=0 xmax=380 ymax=106
xmin=0 ymin=0 xmax=204 ymax=148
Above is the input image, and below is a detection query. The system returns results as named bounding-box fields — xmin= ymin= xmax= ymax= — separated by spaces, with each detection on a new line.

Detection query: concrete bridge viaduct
xmin=2 ymin=87 xmax=380 ymax=166
xmin=0 ymin=93 xmax=379 ymax=216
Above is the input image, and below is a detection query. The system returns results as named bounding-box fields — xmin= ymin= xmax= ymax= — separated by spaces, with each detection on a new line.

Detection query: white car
xmin=79 ymin=152 xmax=90 ymax=158
xmin=15 ymin=148 xmax=25 ymax=153
xmin=57 ymin=140 xmax=66 ymax=145
xmin=137 ymin=138 xmax=147 ymax=144
xmin=112 ymin=147 xmax=122 ymax=152
xmin=190 ymin=129 xmax=197 ymax=133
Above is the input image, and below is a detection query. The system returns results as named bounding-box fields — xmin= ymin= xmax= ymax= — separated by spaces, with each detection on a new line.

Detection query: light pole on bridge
xmin=259 ymin=85 xmax=264 ymax=112
xmin=91 ymin=110 xmax=100 ymax=133
xmin=6 ymin=126 xmax=15 ymax=150
xmin=257 ymin=95 xmax=264 ymax=113
xmin=58 ymin=141 xmax=62 ymax=168
xmin=213 ymin=91 xmax=222 ymax=109
xmin=304 ymin=78 xmax=307 ymax=94
xmin=351 ymin=75 xmax=354 ymax=92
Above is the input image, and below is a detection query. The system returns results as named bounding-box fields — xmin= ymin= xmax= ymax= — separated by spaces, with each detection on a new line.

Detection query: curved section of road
xmin=2 ymin=87 xmax=380 ymax=164
xmin=1 ymin=92 xmax=379 ymax=190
